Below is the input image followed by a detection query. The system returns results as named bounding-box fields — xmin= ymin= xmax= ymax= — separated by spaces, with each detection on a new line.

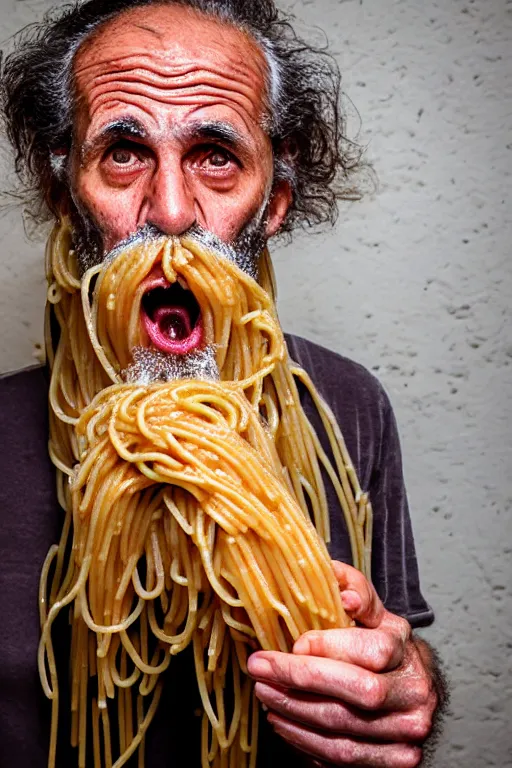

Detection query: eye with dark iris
xmin=112 ymin=148 xmax=134 ymax=164
xmin=208 ymin=151 xmax=229 ymax=167
xmin=142 ymin=283 xmax=201 ymax=327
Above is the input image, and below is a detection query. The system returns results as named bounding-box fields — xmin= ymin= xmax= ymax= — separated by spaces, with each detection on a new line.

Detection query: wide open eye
xmin=192 ymin=145 xmax=239 ymax=173
xmin=101 ymin=141 xmax=150 ymax=184
xmin=105 ymin=141 xmax=147 ymax=167
xmin=207 ymin=151 xmax=230 ymax=167
xmin=111 ymin=147 xmax=136 ymax=165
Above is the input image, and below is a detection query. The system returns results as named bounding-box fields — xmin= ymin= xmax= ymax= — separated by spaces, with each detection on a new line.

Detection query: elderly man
xmin=0 ymin=1 xmax=445 ymax=766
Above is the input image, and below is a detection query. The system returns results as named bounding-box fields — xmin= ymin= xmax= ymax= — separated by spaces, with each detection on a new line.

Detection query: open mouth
xmin=140 ymin=267 xmax=203 ymax=355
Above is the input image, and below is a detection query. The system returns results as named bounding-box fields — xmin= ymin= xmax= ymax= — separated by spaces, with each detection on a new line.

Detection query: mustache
xmin=102 ymin=224 xmax=262 ymax=281
xmin=75 ymin=221 xmax=265 ymax=282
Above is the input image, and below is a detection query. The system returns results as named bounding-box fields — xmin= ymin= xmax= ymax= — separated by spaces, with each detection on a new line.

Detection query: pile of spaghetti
xmin=40 ymin=220 xmax=373 ymax=767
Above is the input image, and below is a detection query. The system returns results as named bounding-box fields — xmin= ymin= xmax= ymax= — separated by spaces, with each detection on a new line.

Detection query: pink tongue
xmin=153 ymin=306 xmax=192 ymax=341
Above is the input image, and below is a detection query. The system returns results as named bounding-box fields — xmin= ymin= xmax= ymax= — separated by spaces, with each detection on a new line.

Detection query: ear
xmin=265 ymin=179 xmax=293 ymax=238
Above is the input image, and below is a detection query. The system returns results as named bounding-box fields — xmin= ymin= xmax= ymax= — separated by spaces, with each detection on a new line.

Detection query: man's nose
xmin=143 ymin=165 xmax=196 ymax=235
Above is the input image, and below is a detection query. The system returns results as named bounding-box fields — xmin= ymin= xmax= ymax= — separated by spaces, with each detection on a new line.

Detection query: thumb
xmin=331 ymin=560 xmax=385 ymax=629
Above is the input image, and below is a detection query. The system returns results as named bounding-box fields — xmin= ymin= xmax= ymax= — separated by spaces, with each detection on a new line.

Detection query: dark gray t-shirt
xmin=0 ymin=335 xmax=433 ymax=767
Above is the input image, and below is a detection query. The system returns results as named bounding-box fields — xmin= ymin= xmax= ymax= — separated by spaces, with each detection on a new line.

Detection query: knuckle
xmin=279 ymin=692 xmax=294 ymax=716
xmin=396 ymin=745 xmax=424 ymax=768
xmin=406 ymin=710 xmax=433 ymax=742
xmin=408 ymin=746 xmax=424 ymax=767
xmin=267 ymin=653 xmax=292 ymax=686
xmin=282 ymin=656 xmax=298 ymax=685
xmin=285 ymin=656 xmax=312 ymax=690
xmin=330 ymin=740 xmax=361 ymax=765
xmin=395 ymin=616 xmax=412 ymax=644
xmin=362 ymin=674 xmax=386 ymax=709
xmin=412 ymin=677 xmax=432 ymax=705
xmin=317 ymin=701 xmax=345 ymax=731
xmin=428 ymin=687 xmax=439 ymax=713
xmin=373 ymin=632 xmax=397 ymax=669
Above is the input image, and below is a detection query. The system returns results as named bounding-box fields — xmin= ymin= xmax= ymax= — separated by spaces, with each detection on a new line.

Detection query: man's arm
xmin=248 ymin=562 xmax=448 ymax=767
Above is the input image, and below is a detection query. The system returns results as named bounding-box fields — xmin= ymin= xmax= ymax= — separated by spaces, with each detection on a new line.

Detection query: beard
xmin=41 ymin=218 xmax=369 ymax=768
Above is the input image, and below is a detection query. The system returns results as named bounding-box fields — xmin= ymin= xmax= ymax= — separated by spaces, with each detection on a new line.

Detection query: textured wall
xmin=0 ymin=0 xmax=511 ymax=765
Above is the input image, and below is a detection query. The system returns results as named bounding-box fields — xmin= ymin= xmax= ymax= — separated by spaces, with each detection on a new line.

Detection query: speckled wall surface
xmin=0 ymin=0 xmax=511 ymax=765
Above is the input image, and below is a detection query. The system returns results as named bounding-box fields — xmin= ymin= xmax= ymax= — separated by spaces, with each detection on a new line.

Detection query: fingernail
xmin=341 ymin=589 xmax=361 ymax=611
xmin=247 ymin=655 xmax=272 ymax=678
xmin=293 ymin=636 xmax=310 ymax=654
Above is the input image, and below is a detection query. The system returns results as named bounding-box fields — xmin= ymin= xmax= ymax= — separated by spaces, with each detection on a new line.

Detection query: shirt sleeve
xmin=369 ymin=395 xmax=434 ymax=628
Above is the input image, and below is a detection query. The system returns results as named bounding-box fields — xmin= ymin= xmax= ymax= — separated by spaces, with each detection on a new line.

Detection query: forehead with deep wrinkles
xmin=72 ymin=5 xmax=271 ymax=143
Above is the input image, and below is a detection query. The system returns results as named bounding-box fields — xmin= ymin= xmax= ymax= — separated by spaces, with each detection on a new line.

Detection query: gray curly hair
xmin=1 ymin=0 xmax=367 ymax=233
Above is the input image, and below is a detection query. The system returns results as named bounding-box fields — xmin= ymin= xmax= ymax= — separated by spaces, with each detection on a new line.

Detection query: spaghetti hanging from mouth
xmin=41 ymin=219 xmax=373 ymax=768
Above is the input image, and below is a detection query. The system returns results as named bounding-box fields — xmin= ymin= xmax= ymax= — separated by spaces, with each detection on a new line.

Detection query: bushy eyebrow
xmin=81 ymin=117 xmax=147 ymax=163
xmin=80 ymin=117 xmax=254 ymax=165
xmin=180 ymin=120 xmax=253 ymax=155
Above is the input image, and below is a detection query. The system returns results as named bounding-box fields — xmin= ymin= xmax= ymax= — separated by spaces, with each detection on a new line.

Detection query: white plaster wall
xmin=0 ymin=0 xmax=511 ymax=765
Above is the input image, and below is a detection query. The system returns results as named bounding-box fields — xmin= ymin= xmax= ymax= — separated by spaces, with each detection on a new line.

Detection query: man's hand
xmin=247 ymin=562 xmax=438 ymax=767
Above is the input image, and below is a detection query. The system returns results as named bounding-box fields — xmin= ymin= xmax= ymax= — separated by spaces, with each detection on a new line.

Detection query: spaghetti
xmin=40 ymin=219 xmax=373 ymax=767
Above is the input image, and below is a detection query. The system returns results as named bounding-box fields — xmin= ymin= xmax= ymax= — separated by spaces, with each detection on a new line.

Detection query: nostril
xmin=141 ymin=222 xmax=167 ymax=239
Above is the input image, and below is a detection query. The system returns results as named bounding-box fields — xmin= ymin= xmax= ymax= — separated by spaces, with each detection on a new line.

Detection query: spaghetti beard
xmin=41 ymin=221 xmax=373 ymax=767
xmin=83 ymin=231 xmax=284 ymax=388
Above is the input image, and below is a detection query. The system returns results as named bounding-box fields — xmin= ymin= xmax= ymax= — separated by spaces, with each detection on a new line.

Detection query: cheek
xmin=75 ymin=174 xmax=141 ymax=242
xmin=200 ymin=181 xmax=270 ymax=242
xmin=203 ymin=205 xmax=249 ymax=243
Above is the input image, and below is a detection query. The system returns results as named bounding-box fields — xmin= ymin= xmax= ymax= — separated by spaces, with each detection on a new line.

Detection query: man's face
xmin=70 ymin=5 xmax=291 ymax=255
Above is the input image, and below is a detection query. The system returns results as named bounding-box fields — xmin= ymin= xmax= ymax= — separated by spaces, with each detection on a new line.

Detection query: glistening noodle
xmin=39 ymin=221 xmax=373 ymax=768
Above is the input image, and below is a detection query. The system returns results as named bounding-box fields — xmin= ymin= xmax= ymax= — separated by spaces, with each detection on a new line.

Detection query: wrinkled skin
xmin=68 ymin=6 xmax=438 ymax=765
xmin=70 ymin=5 xmax=291 ymax=252
xmin=248 ymin=562 xmax=437 ymax=767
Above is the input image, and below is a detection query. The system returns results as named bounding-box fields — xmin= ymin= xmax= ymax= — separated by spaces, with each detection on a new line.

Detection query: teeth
xmin=177 ymin=276 xmax=190 ymax=291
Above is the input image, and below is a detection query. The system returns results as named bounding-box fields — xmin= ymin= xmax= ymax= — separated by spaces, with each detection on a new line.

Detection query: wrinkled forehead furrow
xmin=73 ymin=7 xmax=270 ymax=121
xmin=76 ymin=53 xmax=265 ymax=95
xmin=79 ymin=74 xmax=263 ymax=128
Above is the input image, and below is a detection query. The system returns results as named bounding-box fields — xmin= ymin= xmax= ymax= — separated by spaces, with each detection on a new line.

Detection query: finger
xmin=255 ymin=683 xmax=432 ymax=742
xmin=331 ymin=562 xmax=412 ymax=649
xmin=293 ymin=628 xmax=405 ymax=672
xmin=268 ymin=713 xmax=422 ymax=768
xmin=378 ymin=612 xmax=412 ymax=651
xmin=248 ymin=652 xmax=388 ymax=710
xmin=331 ymin=561 xmax=385 ymax=628
xmin=340 ymin=589 xmax=362 ymax=614
xmin=248 ymin=651 xmax=429 ymax=712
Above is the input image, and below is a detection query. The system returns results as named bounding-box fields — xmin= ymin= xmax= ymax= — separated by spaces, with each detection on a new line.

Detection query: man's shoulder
xmin=0 ymin=363 xmax=49 ymax=426
xmin=0 ymin=364 xmax=50 ymax=482
xmin=0 ymin=363 xmax=48 ymax=392
xmin=285 ymin=333 xmax=391 ymax=418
